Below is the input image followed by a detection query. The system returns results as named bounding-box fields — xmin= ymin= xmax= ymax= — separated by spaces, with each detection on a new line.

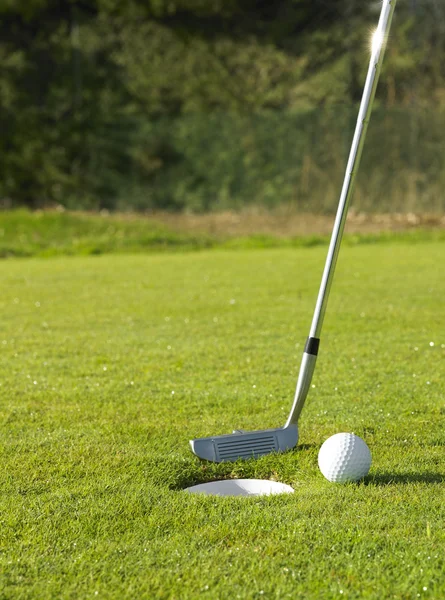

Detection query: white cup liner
xmin=184 ymin=478 xmax=294 ymax=497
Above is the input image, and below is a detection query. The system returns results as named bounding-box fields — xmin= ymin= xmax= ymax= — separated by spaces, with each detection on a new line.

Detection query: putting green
xmin=1 ymin=244 xmax=444 ymax=598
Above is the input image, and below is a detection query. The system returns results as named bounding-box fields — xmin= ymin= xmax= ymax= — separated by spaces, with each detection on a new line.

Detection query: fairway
xmin=2 ymin=243 xmax=445 ymax=599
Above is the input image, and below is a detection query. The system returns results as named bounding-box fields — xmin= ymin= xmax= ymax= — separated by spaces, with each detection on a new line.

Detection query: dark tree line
xmin=1 ymin=0 xmax=444 ymax=210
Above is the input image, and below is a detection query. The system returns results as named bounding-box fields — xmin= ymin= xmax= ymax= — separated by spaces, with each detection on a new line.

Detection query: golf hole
xmin=184 ymin=479 xmax=294 ymax=497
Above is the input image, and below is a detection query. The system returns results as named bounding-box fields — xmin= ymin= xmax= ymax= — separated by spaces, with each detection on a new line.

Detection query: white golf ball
xmin=318 ymin=433 xmax=371 ymax=483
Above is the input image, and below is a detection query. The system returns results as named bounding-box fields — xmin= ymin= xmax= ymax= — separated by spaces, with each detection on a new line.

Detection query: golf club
xmin=190 ymin=0 xmax=397 ymax=462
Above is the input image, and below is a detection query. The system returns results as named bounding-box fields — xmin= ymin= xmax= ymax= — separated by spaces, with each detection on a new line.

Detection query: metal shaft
xmin=310 ymin=0 xmax=397 ymax=338
xmin=286 ymin=0 xmax=397 ymax=427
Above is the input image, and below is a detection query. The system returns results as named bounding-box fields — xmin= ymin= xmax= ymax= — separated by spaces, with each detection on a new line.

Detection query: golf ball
xmin=318 ymin=433 xmax=371 ymax=483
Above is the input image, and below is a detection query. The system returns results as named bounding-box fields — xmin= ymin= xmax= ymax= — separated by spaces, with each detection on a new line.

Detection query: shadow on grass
xmin=170 ymin=445 xmax=315 ymax=491
xmin=365 ymin=472 xmax=445 ymax=485
xmin=297 ymin=443 xmax=317 ymax=451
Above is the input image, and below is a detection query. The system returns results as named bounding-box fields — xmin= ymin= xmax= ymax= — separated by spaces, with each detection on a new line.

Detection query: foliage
xmin=0 ymin=0 xmax=445 ymax=210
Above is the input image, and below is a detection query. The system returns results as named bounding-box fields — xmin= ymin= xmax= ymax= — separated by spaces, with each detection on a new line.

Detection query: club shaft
xmin=286 ymin=0 xmax=397 ymax=426
xmin=310 ymin=0 xmax=397 ymax=339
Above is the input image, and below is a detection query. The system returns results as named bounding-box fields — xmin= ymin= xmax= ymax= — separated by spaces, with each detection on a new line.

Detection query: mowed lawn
xmin=1 ymin=243 xmax=445 ymax=599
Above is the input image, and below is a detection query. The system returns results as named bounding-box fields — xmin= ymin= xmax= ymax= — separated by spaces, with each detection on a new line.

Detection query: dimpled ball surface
xmin=318 ymin=433 xmax=371 ymax=483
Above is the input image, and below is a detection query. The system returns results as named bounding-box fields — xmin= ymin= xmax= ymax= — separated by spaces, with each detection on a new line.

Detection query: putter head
xmin=190 ymin=424 xmax=298 ymax=462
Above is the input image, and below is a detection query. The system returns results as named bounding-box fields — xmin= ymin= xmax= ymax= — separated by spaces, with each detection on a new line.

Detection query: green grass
xmin=1 ymin=243 xmax=445 ymax=598
xmin=2 ymin=209 xmax=445 ymax=258
xmin=0 ymin=210 xmax=215 ymax=257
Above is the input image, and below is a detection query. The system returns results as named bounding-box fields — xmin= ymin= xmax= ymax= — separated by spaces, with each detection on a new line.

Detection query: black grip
xmin=304 ymin=336 xmax=320 ymax=356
